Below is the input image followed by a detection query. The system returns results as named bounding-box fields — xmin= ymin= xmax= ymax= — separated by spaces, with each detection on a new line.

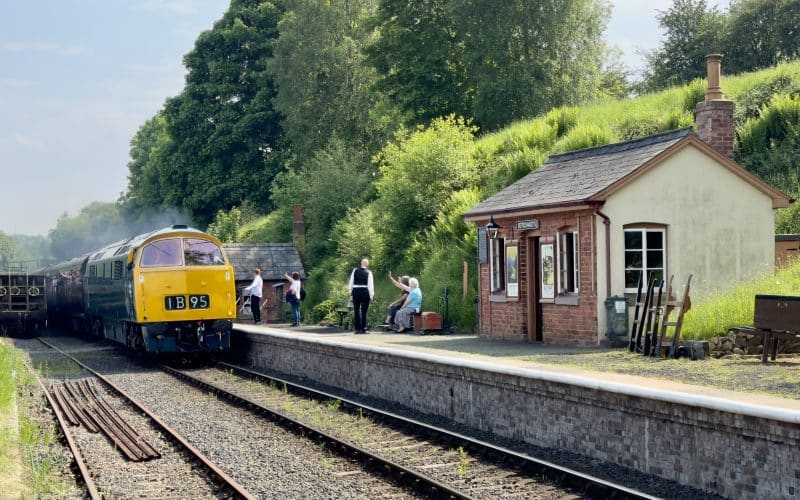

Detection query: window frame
xmin=556 ymin=230 xmax=579 ymax=295
xmin=489 ymin=237 xmax=506 ymax=293
xmin=623 ymin=227 xmax=666 ymax=293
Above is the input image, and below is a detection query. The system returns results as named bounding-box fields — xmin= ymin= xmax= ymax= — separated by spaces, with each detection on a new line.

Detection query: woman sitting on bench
xmin=390 ymin=276 xmax=422 ymax=333
xmin=384 ymin=273 xmax=410 ymax=330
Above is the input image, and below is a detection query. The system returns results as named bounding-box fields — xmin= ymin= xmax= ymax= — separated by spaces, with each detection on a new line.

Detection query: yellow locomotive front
xmin=129 ymin=230 xmax=235 ymax=353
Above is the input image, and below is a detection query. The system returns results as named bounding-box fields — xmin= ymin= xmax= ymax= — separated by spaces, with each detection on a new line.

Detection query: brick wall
xmin=695 ymin=99 xmax=735 ymax=158
xmin=477 ymin=209 xmax=599 ymax=345
xmin=237 ymin=331 xmax=800 ymax=499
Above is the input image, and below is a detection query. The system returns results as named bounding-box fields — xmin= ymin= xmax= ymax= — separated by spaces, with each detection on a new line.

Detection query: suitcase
xmin=415 ymin=311 xmax=442 ymax=331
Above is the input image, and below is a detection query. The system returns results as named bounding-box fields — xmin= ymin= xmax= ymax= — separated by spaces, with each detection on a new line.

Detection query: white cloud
xmin=132 ymin=0 xmax=197 ymax=15
xmin=0 ymin=41 xmax=91 ymax=56
xmin=13 ymin=133 xmax=46 ymax=151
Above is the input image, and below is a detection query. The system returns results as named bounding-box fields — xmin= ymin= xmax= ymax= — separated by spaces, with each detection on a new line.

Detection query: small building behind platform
xmin=775 ymin=234 xmax=800 ymax=268
xmin=463 ymin=55 xmax=792 ymax=346
xmin=223 ymin=243 xmax=305 ymax=322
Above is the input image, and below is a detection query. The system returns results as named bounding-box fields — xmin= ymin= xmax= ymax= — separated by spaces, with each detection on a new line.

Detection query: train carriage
xmin=0 ymin=267 xmax=46 ymax=337
xmin=44 ymin=225 xmax=236 ymax=354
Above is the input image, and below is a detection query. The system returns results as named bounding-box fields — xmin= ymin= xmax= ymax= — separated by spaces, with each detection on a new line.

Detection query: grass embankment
xmin=0 ymin=340 xmax=72 ymax=497
xmin=682 ymin=259 xmax=800 ymax=340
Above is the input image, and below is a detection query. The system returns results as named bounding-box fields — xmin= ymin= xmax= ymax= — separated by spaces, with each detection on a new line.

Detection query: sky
xmin=1 ymin=0 xmax=731 ymax=236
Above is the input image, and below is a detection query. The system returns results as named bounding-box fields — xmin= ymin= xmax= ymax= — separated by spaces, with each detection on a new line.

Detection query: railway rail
xmin=165 ymin=361 xmax=658 ymax=499
xmin=34 ymin=338 xmax=254 ymax=499
xmin=27 ymin=336 xmax=418 ymax=498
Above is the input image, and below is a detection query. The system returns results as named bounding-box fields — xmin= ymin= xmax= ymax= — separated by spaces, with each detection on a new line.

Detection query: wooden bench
xmin=335 ymin=306 xmax=352 ymax=328
xmin=754 ymin=294 xmax=800 ymax=363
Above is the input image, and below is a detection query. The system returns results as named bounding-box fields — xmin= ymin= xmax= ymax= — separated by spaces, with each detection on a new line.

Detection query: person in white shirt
xmin=348 ymin=258 xmax=374 ymax=334
xmin=243 ymin=268 xmax=263 ymax=324
xmin=284 ymin=272 xmax=302 ymax=326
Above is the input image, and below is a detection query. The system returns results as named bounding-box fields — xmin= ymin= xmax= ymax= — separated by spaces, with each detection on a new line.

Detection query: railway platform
xmin=233 ymin=322 xmax=800 ymax=499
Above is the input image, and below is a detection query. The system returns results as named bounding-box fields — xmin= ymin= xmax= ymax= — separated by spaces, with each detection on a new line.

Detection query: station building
xmin=463 ymin=55 xmax=792 ymax=345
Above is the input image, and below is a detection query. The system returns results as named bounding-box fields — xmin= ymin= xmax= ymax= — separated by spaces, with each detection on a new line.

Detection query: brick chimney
xmin=695 ymin=54 xmax=735 ymax=157
xmin=292 ymin=204 xmax=306 ymax=261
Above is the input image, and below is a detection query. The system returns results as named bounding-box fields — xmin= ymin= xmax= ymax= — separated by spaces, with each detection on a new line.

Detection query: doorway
xmin=526 ymin=236 xmax=543 ymax=342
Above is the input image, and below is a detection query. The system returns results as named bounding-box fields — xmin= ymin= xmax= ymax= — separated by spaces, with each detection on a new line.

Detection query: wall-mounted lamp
xmin=485 ymin=216 xmax=501 ymax=239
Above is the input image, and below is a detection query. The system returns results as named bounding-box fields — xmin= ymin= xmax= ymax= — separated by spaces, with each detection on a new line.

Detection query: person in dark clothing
xmin=348 ymin=258 xmax=374 ymax=334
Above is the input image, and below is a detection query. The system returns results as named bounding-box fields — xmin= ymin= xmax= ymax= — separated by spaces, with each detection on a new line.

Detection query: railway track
xmin=32 ymin=338 xmax=253 ymax=499
xmin=165 ymin=361 xmax=659 ymax=500
xmin=26 ymin=336 xmax=419 ymax=498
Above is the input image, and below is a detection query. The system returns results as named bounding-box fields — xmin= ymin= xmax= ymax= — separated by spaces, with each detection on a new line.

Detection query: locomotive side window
xmin=140 ymin=238 xmax=183 ymax=267
xmin=183 ymin=238 xmax=225 ymax=266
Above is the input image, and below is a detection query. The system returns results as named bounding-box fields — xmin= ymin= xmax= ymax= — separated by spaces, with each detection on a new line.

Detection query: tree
xmin=157 ymin=0 xmax=286 ymax=226
xmin=457 ymin=0 xmax=610 ymax=130
xmin=725 ymin=0 xmax=800 ymax=73
xmin=373 ymin=116 xmax=478 ymax=263
xmin=640 ymin=0 xmax=725 ymax=91
xmin=271 ymin=139 xmax=375 ymax=266
xmin=0 ymin=231 xmax=16 ymax=266
xmin=366 ymin=0 xmax=471 ymax=126
xmin=367 ymin=0 xmax=610 ymax=130
xmin=269 ymin=0 xmax=393 ymax=163
xmin=122 ymin=114 xmax=171 ymax=211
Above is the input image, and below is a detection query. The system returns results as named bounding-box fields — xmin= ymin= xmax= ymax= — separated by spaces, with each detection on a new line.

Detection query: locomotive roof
xmin=85 ymin=225 xmax=209 ymax=262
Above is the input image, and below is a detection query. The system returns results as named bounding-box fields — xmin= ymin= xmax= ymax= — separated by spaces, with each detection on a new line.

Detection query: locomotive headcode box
xmin=754 ymin=295 xmax=800 ymax=332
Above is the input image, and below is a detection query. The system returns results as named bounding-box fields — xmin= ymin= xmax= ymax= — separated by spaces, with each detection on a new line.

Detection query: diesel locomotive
xmin=42 ymin=225 xmax=236 ymax=354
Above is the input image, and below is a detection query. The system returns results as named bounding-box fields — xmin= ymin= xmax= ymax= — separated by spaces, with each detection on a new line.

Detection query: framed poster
xmin=506 ymin=243 xmax=518 ymax=297
xmin=540 ymin=243 xmax=555 ymax=299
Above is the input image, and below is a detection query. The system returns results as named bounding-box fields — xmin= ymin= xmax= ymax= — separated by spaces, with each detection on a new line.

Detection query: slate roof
xmin=223 ymin=243 xmax=305 ymax=281
xmin=464 ymin=127 xmax=694 ymax=217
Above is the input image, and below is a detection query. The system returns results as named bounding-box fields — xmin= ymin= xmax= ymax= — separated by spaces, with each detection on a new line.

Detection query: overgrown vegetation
xmin=0 ymin=342 xmax=71 ymax=497
xmin=683 ymin=259 xmax=800 ymax=339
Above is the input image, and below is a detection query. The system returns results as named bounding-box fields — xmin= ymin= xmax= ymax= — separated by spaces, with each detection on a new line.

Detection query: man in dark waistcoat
xmin=348 ymin=258 xmax=374 ymax=334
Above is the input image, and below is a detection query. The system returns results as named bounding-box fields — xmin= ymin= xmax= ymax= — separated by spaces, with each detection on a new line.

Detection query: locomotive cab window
xmin=140 ymin=238 xmax=183 ymax=267
xmin=184 ymin=238 xmax=225 ymax=266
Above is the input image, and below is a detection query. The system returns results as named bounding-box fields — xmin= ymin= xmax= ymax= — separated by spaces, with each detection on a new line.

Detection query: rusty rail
xmin=37 ymin=338 xmax=255 ymax=500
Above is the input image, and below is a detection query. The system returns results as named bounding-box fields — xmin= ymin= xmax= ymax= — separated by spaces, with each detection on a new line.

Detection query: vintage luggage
xmin=754 ymin=295 xmax=800 ymax=332
xmin=415 ymin=311 xmax=442 ymax=331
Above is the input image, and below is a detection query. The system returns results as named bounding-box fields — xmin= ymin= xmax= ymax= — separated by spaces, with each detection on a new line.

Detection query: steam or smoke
xmin=48 ymin=204 xmax=199 ymax=261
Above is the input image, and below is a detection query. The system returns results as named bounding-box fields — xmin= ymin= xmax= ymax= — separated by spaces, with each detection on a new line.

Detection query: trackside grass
xmin=682 ymin=259 xmax=800 ymax=340
xmin=0 ymin=340 xmax=73 ymax=498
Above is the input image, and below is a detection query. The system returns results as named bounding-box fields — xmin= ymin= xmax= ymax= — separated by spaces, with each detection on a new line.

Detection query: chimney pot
xmin=705 ymin=54 xmax=724 ymax=101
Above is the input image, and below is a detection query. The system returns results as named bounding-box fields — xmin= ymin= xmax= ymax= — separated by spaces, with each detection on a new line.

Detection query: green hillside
xmin=246 ymin=61 xmax=800 ymax=332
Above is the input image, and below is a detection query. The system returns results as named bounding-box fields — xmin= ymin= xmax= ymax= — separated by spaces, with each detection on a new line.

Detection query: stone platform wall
xmin=234 ymin=330 xmax=800 ymax=498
